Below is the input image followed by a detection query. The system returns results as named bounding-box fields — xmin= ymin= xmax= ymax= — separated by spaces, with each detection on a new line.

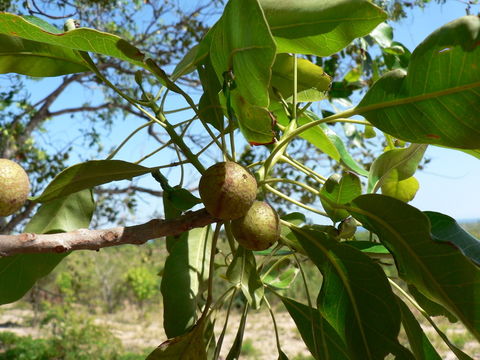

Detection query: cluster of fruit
xmin=199 ymin=162 xmax=280 ymax=251
xmin=0 ymin=159 xmax=30 ymax=217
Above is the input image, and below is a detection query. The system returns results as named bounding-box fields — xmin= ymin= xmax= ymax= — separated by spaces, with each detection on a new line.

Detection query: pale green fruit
xmin=231 ymin=201 xmax=280 ymax=251
xmin=0 ymin=159 xmax=30 ymax=216
xmin=199 ymin=161 xmax=257 ymax=220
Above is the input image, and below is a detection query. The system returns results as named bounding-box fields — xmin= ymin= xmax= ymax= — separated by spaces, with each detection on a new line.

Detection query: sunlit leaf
xmin=260 ymin=0 xmax=387 ymax=56
xmin=270 ymin=54 xmax=331 ymax=102
xmin=0 ymin=34 xmax=89 ymax=76
xmin=226 ymin=246 xmax=264 ymax=309
xmin=358 ymin=16 xmax=480 ymax=149
xmin=381 ymin=175 xmax=419 ymax=202
xmin=0 ymin=13 xmax=146 ymax=68
xmin=320 ymin=173 xmax=362 ymax=222
xmin=161 ymin=226 xmax=212 ymax=338
xmin=368 ymin=143 xmax=427 ymax=193
xmin=32 ymin=160 xmax=153 ymax=203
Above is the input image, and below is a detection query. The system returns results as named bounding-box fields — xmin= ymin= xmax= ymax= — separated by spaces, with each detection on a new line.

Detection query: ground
xmin=0 ymin=303 xmax=479 ymax=359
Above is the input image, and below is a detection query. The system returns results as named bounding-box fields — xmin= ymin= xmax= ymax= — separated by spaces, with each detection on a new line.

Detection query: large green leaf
xmin=161 ymin=226 xmax=212 ymax=338
xmin=0 ymin=33 xmax=89 ymax=76
xmin=280 ymin=296 xmax=349 ymax=360
xmin=396 ymin=298 xmax=442 ymax=360
xmin=32 ymin=160 xmax=152 ymax=203
xmin=357 ymin=16 xmax=480 ymax=149
xmin=320 ymin=173 xmax=362 ymax=222
xmin=209 ymin=0 xmax=277 ymax=145
xmin=270 ymin=54 xmax=331 ymax=102
xmin=291 ymin=227 xmax=407 ymax=359
xmin=147 ymin=320 xmax=207 ymax=360
xmin=226 ymin=246 xmax=264 ymax=309
xmin=210 ymin=0 xmax=275 ymax=108
xmin=0 ymin=13 xmax=145 ymax=68
xmin=348 ymin=194 xmax=480 ymax=340
xmin=260 ymin=0 xmax=387 ymax=56
xmin=425 ymin=211 xmax=480 ymax=266
xmin=0 ymin=190 xmax=94 ymax=305
xmin=367 ymin=143 xmax=427 ymax=193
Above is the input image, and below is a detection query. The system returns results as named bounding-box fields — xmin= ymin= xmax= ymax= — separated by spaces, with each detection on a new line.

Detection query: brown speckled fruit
xmin=231 ymin=201 xmax=280 ymax=251
xmin=199 ymin=161 xmax=257 ymax=220
xmin=0 ymin=159 xmax=30 ymax=216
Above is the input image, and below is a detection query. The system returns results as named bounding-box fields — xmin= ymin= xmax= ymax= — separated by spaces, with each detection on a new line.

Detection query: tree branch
xmin=0 ymin=209 xmax=218 ymax=257
xmin=48 ymin=103 xmax=114 ymax=117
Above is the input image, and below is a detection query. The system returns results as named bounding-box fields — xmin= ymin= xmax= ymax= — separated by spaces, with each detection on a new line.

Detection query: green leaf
xmin=0 ymin=34 xmax=89 ymax=76
xmin=280 ymin=296 xmax=349 ymax=360
xmin=230 ymin=93 xmax=276 ymax=145
xmin=32 ymin=160 xmax=152 ymax=203
xmin=291 ymin=227 xmax=405 ymax=359
xmin=209 ymin=0 xmax=277 ymax=145
xmin=425 ymin=211 xmax=480 ymax=266
xmin=348 ymin=194 xmax=480 ymax=340
xmin=262 ymin=259 xmax=298 ymax=289
xmin=369 ymin=22 xmax=393 ymax=48
xmin=226 ymin=246 xmax=264 ymax=309
xmin=396 ymin=298 xmax=442 ymax=360
xmin=320 ymin=173 xmax=362 ymax=222
xmin=163 ymin=190 xmax=182 ymax=253
xmin=343 ymin=241 xmax=392 ymax=261
xmin=381 ymin=175 xmax=420 ymax=202
xmin=161 ymin=226 xmax=212 ymax=338
xmin=357 ymin=16 xmax=480 ymax=149
xmin=225 ymin=303 xmax=249 ymax=360
xmin=210 ymin=0 xmax=276 ymax=108
xmin=0 ymin=13 xmax=146 ymax=68
xmin=167 ymin=186 xmax=202 ymax=212
xmin=407 ymin=285 xmax=457 ymax=323
xmin=270 ymin=54 xmax=331 ymax=102
xmin=0 ymin=190 xmax=94 ymax=305
xmin=367 ymin=143 xmax=427 ymax=193
xmin=146 ymin=321 xmax=207 ymax=360
xmin=260 ymin=0 xmax=387 ymax=56
xmin=171 ymin=44 xmax=199 ymax=80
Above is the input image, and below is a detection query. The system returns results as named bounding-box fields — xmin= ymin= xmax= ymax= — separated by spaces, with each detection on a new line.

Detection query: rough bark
xmin=0 ymin=208 xmax=218 ymax=257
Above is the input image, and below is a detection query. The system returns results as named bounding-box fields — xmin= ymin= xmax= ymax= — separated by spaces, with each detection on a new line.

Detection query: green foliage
xmin=1 ymin=0 xmax=479 ymax=359
xmin=125 ymin=266 xmax=158 ymax=304
xmin=358 ymin=16 xmax=480 ymax=149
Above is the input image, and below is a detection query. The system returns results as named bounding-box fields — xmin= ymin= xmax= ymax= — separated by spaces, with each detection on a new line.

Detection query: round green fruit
xmin=231 ymin=201 xmax=280 ymax=251
xmin=199 ymin=161 xmax=257 ymax=220
xmin=0 ymin=159 xmax=30 ymax=217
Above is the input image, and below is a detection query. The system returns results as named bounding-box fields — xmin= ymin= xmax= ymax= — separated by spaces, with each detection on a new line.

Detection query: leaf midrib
xmin=348 ymin=203 xmax=480 ymax=340
xmin=356 ymin=81 xmax=480 ymax=115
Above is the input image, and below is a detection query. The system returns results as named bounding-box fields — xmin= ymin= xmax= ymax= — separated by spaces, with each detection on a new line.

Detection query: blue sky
xmin=18 ymin=1 xmax=480 ymax=223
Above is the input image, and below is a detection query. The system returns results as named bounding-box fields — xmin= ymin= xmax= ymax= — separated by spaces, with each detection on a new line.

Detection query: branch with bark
xmin=0 ymin=209 xmax=218 ymax=257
